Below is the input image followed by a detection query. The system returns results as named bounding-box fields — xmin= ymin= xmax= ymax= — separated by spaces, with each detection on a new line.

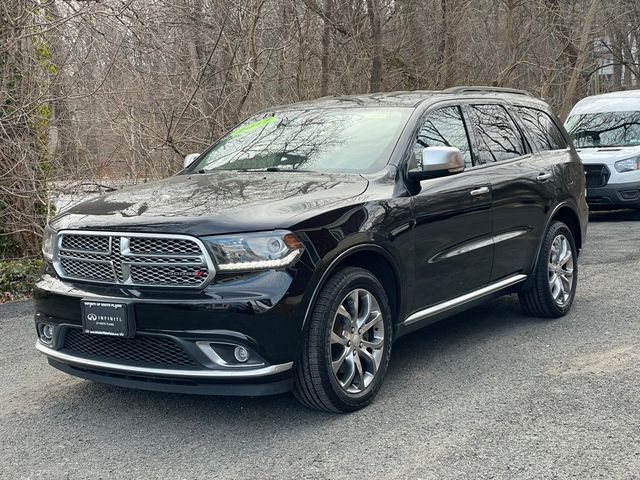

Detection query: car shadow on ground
xmin=39 ymin=294 xmax=548 ymax=427
xmin=589 ymin=209 xmax=640 ymax=222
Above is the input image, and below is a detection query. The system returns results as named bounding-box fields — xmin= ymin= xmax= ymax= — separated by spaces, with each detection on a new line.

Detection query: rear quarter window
xmin=515 ymin=106 xmax=567 ymax=151
xmin=466 ymin=104 xmax=526 ymax=164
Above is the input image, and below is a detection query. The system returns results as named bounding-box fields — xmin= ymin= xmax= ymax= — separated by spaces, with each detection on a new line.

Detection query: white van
xmin=565 ymin=90 xmax=640 ymax=210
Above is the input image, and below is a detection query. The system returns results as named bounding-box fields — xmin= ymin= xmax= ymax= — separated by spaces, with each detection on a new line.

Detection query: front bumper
xmin=33 ymin=266 xmax=312 ymax=395
xmin=586 ymin=179 xmax=640 ymax=209
xmin=39 ymin=344 xmax=293 ymax=396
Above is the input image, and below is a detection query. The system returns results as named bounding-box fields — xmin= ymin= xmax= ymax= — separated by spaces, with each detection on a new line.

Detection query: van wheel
xmin=519 ymin=221 xmax=578 ymax=318
xmin=293 ymin=267 xmax=392 ymax=413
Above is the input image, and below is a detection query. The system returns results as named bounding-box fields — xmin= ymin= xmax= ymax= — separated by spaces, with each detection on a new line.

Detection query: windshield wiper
xmin=265 ymin=167 xmax=314 ymax=172
xmin=577 ymin=144 xmax=633 ymax=149
xmin=232 ymin=167 xmax=315 ymax=173
xmin=192 ymin=167 xmax=317 ymax=174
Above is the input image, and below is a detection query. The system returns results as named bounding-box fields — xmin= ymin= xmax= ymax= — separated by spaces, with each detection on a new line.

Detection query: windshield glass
xmin=188 ymin=107 xmax=411 ymax=173
xmin=565 ymin=110 xmax=640 ymax=148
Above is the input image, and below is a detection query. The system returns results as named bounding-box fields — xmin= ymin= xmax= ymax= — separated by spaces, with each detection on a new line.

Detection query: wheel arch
xmin=301 ymin=244 xmax=403 ymax=333
xmin=527 ymin=201 xmax=582 ymax=279
xmin=550 ymin=204 xmax=583 ymax=253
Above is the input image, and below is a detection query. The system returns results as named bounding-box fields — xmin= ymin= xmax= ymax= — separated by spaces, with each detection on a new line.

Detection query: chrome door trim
xmin=401 ymin=274 xmax=527 ymax=326
xmin=428 ymin=229 xmax=529 ymax=264
xmin=36 ymin=342 xmax=292 ymax=378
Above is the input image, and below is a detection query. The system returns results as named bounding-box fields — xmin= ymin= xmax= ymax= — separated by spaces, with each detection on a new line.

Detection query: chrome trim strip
xmin=401 ymin=274 xmax=527 ymax=326
xmin=428 ymin=229 xmax=529 ymax=264
xmin=36 ymin=342 xmax=291 ymax=378
xmin=493 ymin=229 xmax=529 ymax=245
xmin=428 ymin=236 xmax=493 ymax=263
xmin=53 ymin=230 xmax=216 ymax=289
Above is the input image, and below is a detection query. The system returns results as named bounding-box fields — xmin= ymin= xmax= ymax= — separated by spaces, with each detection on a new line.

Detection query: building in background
xmin=591 ymin=34 xmax=639 ymax=93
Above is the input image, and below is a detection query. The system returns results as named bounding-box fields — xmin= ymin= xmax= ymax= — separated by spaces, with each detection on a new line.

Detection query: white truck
xmin=565 ymin=90 xmax=640 ymax=210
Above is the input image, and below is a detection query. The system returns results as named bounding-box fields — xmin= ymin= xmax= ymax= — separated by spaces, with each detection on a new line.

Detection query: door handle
xmin=537 ymin=172 xmax=552 ymax=182
xmin=470 ymin=186 xmax=490 ymax=196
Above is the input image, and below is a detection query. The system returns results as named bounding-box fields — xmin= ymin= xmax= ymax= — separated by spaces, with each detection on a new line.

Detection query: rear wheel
xmin=293 ymin=267 xmax=392 ymax=413
xmin=519 ymin=221 xmax=578 ymax=318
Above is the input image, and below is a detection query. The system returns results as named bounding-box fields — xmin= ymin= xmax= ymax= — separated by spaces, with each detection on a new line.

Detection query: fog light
xmin=41 ymin=324 xmax=54 ymax=342
xmin=234 ymin=346 xmax=249 ymax=363
xmin=620 ymin=189 xmax=640 ymax=200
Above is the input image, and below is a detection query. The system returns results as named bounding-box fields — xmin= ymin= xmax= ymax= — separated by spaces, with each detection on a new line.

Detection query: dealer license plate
xmin=81 ymin=299 xmax=134 ymax=337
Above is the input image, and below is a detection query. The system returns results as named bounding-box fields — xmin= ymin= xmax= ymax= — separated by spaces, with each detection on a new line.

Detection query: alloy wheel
xmin=548 ymin=234 xmax=574 ymax=306
xmin=329 ymin=289 xmax=385 ymax=394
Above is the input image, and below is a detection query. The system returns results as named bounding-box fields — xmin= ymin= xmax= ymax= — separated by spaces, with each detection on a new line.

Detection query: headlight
xmin=202 ymin=230 xmax=304 ymax=272
xmin=42 ymin=224 xmax=57 ymax=261
xmin=614 ymin=156 xmax=640 ymax=173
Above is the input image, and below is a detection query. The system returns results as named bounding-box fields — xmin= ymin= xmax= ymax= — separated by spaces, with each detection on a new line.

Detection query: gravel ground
xmin=1 ymin=211 xmax=639 ymax=480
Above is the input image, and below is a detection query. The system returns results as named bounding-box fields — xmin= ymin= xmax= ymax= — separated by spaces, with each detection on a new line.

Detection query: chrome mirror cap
xmin=421 ymin=146 xmax=465 ymax=174
xmin=183 ymin=153 xmax=201 ymax=169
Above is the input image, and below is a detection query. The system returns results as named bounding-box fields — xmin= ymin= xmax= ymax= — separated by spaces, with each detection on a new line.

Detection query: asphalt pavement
xmin=1 ymin=210 xmax=639 ymax=479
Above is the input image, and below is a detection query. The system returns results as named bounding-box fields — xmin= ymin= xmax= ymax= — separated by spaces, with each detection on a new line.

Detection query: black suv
xmin=35 ymin=87 xmax=588 ymax=412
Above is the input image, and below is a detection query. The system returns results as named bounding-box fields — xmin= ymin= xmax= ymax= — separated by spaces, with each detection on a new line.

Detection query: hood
xmin=576 ymin=146 xmax=640 ymax=165
xmin=52 ymin=171 xmax=369 ymax=236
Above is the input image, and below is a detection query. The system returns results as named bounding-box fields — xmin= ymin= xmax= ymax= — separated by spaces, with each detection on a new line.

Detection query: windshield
xmin=187 ymin=107 xmax=411 ymax=174
xmin=565 ymin=110 xmax=640 ymax=148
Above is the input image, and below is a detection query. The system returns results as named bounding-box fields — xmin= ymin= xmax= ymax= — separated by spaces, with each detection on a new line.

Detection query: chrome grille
xmin=112 ymin=237 xmax=125 ymax=282
xmin=54 ymin=231 xmax=214 ymax=288
xmin=129 ymin=264 xmax=208 ymax=286
xmin=61 ymin=234 xmax=109 ymax=252
xmin=129 ymin=237 xmax=201 ymax=255
xmin=60 ymin=257 xmax=114 ymax=281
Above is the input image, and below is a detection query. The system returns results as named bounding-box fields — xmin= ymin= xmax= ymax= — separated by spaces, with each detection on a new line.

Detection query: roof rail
xmin=443 ymin=86 xmax=534 ymax=97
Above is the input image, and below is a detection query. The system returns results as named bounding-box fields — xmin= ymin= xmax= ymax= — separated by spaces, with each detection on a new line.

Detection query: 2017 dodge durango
xmin=34 ymin=87 xmax=588 ymax=412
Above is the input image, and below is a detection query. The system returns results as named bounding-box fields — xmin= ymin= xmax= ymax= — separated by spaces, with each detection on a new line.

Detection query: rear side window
xmin=414 ymin=106 xmax=473 ymax=167
xmin=515 ymin=106 xmax=567 ymax=151
xmin=467 ymin=104 xmax=525 ymax=164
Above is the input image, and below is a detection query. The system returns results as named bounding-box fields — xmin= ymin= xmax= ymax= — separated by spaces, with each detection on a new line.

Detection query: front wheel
xmin=293 ymin=267 xmax=392 ymax=413
xmin=519 ymin=221 xmax=578 ymax=318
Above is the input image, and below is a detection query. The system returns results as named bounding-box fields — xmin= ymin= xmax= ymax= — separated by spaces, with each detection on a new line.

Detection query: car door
xmin=410 ymin=105 xmax=494 ymax=312
xmin=464 ymin=103 xmax=554 ymax=280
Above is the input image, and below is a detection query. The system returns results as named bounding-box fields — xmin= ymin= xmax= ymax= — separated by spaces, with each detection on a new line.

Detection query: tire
xmin=293 ymin=267 xmax=393 ymax=413
xmin=519 ymin=221 xmax=578 ymax=318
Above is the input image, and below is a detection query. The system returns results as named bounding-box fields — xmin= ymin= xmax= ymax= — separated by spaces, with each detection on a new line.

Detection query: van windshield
xmin=187 ymin=108 xmax=411 ymax=174
xmin=565 ymin=111 xmax=640 ymax=148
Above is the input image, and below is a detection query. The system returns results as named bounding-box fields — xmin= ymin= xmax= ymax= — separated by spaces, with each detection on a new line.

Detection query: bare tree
xmin=2 ymin=0 xmax=640 ymax=258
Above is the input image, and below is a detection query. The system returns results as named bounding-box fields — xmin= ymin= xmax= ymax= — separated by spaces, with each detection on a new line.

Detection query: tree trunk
xmin=320 ymin=0 xmax=333 ymax=96
xmin=438 ymin=0 xmax=456 ymax=87
xmin=366 ymin=0 xmax=383 ymax=92
xmin=559 ymin=0 xmax=600 ymax=119
xmin=612 ymin=32 xmax=622 ymax=90
xmin=622 ymin=38 xmax=634 ymax=89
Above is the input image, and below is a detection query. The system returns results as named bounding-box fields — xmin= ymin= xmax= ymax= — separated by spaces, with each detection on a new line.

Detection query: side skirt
xmin=396 ymin=274 xmax=527 ymax=336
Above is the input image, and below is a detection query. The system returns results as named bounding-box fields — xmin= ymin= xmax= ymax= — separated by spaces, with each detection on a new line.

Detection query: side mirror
xmin=183 ymin=153 xmax=201 ymax=169
xmin=410 ymin=146 xmax=465 ymax=179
